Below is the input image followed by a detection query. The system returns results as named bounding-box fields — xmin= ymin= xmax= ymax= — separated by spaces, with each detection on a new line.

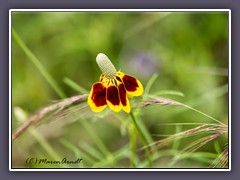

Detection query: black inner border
xmin=9 ymin=9 xmax=230 ymax=171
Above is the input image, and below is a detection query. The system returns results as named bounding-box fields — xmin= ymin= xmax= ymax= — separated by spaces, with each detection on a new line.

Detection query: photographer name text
xmin=26 ymin=157 xmax=82 ymax=165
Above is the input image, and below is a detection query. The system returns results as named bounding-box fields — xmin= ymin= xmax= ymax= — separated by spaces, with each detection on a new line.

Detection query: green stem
xmin=129 ymin=123 xmax=137 ymax=167
xmin=129 ymin=110 xmax=153 ymax=167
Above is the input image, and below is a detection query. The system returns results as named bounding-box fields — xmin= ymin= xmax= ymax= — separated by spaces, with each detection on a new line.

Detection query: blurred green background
xmin=12 ymin=11 xmax=229 ymax=168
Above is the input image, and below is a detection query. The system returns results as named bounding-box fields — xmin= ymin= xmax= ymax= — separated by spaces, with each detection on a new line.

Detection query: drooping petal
xmin=88 ymin=82 xmax=107 ymax=112
xmin=106 ymin=83 xmax=122 ymax=112
xmin=116 ymin=72 xmax=143 ymax=97
xmin=118 ymin=83 xmax=131 ymax=113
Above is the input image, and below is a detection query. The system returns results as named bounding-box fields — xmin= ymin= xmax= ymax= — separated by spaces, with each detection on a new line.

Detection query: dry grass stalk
xmin=141 ymin=99 xmax=183 ymax=107
xmin=12 ymin=94 xmax=88 ymax=141
xmin=210 ymin=145 xmax=228 ymax=168
xmin=141 ymin=124 xmax=227 ymax=151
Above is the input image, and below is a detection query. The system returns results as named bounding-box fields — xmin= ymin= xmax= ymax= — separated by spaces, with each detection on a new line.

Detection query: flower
xmin=88 ymin=53 xmax=144 ymax=113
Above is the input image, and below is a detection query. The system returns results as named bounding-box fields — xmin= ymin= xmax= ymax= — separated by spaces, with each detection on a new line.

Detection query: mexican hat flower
xmin=88 ymin=53 xmax=144 ymax=113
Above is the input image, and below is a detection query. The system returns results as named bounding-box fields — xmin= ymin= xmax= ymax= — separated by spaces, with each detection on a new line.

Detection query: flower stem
xmin=129 ymin=123 xmax=137 ymax=167
xmin=129 ymin=110 xmax=153 ymax=167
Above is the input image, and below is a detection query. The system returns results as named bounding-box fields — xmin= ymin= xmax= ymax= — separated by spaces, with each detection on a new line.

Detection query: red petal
xmin=107 ymin=86 xmax=120 ymax=106
xmin=118 ymin=83 xmax=127 ymax=106
xmin=122 ymin=75 xmax=139 ymax=92
xmin=91 ymin=83 xmax=107 ymax=107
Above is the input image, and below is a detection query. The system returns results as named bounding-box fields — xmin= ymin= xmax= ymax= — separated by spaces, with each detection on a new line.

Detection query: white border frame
xmin=9 ymin=9 xmax=231 ymax=171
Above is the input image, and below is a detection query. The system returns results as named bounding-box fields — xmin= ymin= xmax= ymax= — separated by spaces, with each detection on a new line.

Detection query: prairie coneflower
xmin=88 ymin=53 xmax=144 ymax=113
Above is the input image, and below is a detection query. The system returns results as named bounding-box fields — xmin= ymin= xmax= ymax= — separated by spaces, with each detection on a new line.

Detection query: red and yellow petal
xmin=88 ymin=82 xmax=107 ymax=112
xmin=89 ymin=71 xmax=143 ymax=113
xmin=116 ymin=72 xmax=143 ymax=97
xmin=106 ymin=83 xmax=122 ymax=112
xmin=118 ymin=83 xmax=131 ymax=113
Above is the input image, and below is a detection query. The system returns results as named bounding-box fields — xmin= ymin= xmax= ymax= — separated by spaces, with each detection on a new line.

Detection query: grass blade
xmin=12 ymin=28 xmax=66 ymax=98
xmin=63 ymin=77 xmax=88 ymax=93
xmin=143 ymin=73 xmax=159 ymax=100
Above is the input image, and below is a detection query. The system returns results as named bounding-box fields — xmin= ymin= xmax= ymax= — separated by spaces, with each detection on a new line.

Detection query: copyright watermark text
xmin=26 ymin=157 xmax=82 ymax=165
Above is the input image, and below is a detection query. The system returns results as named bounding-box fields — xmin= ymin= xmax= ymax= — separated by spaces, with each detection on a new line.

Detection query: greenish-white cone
xmin=96 ymin=53 xmax=117 ymax=79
